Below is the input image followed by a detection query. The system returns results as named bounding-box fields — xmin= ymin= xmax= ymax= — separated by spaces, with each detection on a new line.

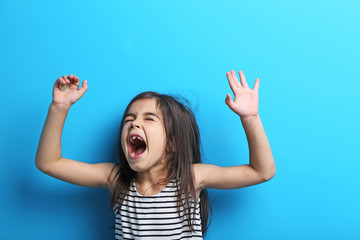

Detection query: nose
xmin=130 ymin=120 xmax=140 ymax=129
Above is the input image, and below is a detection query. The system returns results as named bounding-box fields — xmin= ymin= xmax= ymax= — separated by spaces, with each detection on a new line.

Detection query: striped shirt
xmin=113 ymin=179 xmax=203 ymax=240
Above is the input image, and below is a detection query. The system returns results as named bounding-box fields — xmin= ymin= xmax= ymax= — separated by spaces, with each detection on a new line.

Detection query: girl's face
xmin=121 ymin=98 xmax=168 ymax=174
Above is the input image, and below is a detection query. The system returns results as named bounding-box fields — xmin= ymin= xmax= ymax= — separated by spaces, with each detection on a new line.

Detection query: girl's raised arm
xmin=194 ymin=70 xmax=275 ymax=190
xmin=35 ymin=75 xmax=118 ymax=191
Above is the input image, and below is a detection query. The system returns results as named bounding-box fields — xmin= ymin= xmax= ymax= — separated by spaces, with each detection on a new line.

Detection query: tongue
xmin=135 ymin=146 xmax=146 ymax=156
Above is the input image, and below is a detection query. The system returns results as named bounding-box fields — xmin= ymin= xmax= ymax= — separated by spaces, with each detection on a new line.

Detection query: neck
xmin=135 ymin=167 xmax=169 ymax=196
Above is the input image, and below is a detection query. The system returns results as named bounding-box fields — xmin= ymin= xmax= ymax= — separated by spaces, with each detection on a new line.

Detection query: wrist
xmin=50 ymin=102 xmax=71 ymax=111
xmin=240 ymin=114 xmax=260 ymax=123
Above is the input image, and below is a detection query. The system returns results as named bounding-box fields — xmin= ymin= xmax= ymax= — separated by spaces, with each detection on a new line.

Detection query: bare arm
xmin=35 ymin=75 xmax=118 ymax=191
xmin=194 ymin=70 xmax=275 ymax=190
xmin=35 ymin=102 xmax=70 ymax=172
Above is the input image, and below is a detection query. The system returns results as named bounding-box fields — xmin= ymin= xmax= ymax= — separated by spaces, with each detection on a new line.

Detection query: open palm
xmin=225 ymin=70 xmax=259 ymax=119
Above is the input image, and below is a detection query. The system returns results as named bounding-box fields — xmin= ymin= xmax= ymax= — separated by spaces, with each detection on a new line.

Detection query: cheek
xmin=157 ymin=130 xmax=168 ymax=151
xmin=147 ymin=129 xmax=166 ymax=151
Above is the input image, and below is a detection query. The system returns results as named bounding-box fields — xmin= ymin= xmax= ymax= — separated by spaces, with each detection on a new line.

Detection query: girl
xmin=35 ymin=70 xmax=276 ymax=239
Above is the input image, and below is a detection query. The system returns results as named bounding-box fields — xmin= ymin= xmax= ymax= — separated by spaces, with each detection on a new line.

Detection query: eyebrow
xmin=125 ymin=112 xmax=160 ymax=119
xmin=143 ymin=112 xmax=160 ymax=119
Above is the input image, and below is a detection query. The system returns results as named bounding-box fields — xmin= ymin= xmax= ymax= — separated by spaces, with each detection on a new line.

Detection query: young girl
xmin=35 ymin=70 xmax=275 ymax=239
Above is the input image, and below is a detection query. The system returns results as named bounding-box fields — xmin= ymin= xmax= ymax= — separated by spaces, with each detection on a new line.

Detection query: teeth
xmin=130 ymin=136 xmax=143 ymax=142
xmin=129 ymin=135 xmax=145 ymax=158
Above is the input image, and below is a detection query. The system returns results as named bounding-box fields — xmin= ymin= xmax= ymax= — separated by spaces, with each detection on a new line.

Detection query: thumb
xmin=225 ymin=93 xmax=235 ymax=109
xmin=254 ymin=78 xmax=260 ymax=92
xmin=78 ymin=80 xmax=88 ymax=96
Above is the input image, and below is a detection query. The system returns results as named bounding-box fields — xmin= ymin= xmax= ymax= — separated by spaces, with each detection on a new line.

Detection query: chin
xmin=127 ymin=161 xmax=145 ymax=173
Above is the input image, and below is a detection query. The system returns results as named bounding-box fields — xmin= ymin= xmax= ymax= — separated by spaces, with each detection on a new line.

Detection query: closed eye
xmin=145 ymin=118 xmax=154 ymax=121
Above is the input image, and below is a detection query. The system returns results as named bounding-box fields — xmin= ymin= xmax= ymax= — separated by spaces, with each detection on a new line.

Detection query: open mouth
xmin=128 ymin=135 xmax=147 ymax=158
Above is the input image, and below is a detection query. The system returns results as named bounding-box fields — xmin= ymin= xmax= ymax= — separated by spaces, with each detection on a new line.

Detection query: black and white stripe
xmin=113 ymin=180 xmax=203 ymax=240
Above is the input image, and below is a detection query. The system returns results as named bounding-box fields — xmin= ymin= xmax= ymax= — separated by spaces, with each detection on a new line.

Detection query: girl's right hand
xmin=52 ymin=74 xmax=88 ymax=108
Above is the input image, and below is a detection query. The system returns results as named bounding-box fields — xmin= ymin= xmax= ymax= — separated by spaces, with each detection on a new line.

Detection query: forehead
xmin=127 ymin=98 xmax=162 ymax=116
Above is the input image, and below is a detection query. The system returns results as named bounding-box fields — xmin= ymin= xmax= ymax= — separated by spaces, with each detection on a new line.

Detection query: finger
xmin=73 ymin=75 xmax=80 ymax=88
xmin=62 ymin=75 xmax=70 ymax=84
xmin=238 ymin=70 xmax=249 ymax=88
xmin=54 ymin=78 xmax=61 ymax=89
xmin=56 ymin=77 xmax=66 ymax=85
xmin=78 ymin=80 xmax=88 ymax=95
xmin=226 ymin=72 xmax=238 ymax=94
xmin=68 ymin=74 xmax=75 ymax=86
xmin=231 ymin=70 xmax=242 ymax=88
xmin=225 ymin=93 xmax=235 ymax=109
xmin=254 ymin=78 xmax=260 ymax=92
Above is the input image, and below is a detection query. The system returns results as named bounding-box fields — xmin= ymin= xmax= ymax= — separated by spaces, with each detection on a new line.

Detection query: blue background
xmin=1 ymin=0 xmax=359 ymax=239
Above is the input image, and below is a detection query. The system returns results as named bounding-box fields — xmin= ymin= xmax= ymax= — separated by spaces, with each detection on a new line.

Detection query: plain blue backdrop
xmin=1 ymin=0 xmax=359 ymax=239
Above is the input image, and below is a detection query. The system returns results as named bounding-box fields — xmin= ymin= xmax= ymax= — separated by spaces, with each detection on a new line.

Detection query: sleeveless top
xmin=113 ymin=179 xmax=203 ymax=240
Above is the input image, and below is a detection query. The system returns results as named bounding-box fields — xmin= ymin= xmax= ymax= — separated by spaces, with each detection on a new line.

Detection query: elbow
xmin=263 ymin=171 xmax=275 ymax=182
xmin=35 ymin=157 xmax=51 ymax=174
xmin=35 ymin=152 xmax=44 ymax=172
xmin=35 ymin=157 xmax=42 ymax=171
xmin=35 ymin=160 xmax=46 ymax=173
xmin=262 ymin=166 xmax=276 ymax=182
xmin=35 ymin=150 xmax=59 ymax=174
xmin=36 ymin=157 xmax=61 ymax=174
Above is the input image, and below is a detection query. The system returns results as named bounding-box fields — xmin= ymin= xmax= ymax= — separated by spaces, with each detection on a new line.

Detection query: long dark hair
xmin=109 ymin=91 xmax=211 ymax=236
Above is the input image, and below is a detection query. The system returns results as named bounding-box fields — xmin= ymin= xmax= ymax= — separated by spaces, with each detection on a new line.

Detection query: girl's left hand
xmin=225 ymin=70 xmax=260 ymax=120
